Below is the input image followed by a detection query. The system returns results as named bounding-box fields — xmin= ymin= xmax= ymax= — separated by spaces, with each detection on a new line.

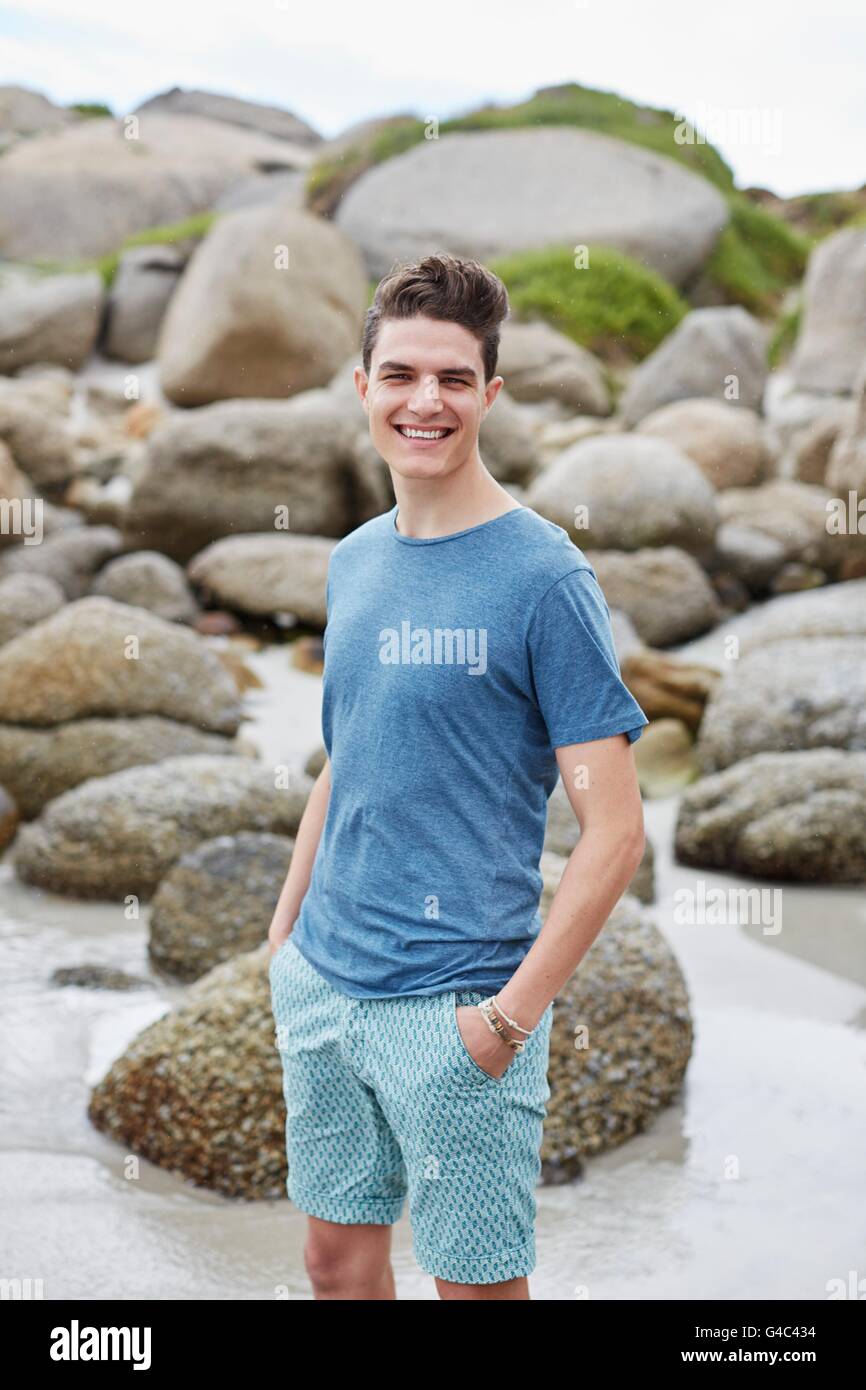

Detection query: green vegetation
xmin=767 ymin=301 xmax=802 ymax=367
xmin=698 ymin=193 xmax=811 ymax=315
xmin=14 ymin=210 xmax=220 ymax=288
xmin=68 ymin=102 xmax=113 ymax=119
xmin=488 ymin=244 xmax=689 ymax=365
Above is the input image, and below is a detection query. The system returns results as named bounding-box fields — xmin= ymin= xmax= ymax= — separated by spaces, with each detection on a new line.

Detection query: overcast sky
xmin=1 ymin=0 xmax=864 ymax=197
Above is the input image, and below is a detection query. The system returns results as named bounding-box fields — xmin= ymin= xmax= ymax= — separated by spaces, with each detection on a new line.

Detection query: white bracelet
xmin=491 ymin=993 xmax=533 ymax=1036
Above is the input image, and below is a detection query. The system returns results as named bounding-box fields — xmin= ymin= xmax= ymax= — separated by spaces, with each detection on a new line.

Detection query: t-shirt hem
xmin=548 ymin=717 xmax=648 ymax=748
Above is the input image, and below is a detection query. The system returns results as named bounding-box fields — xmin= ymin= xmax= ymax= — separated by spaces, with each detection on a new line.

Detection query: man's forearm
xmin=495 ymin=819 xmax=645 ymax=1035
xmin=269 ymin=761 xmax=331 ymax=940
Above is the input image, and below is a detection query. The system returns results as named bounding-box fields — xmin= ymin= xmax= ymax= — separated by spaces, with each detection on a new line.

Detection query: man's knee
xmin=304 ymin=1219 xmax=392 ymax=1296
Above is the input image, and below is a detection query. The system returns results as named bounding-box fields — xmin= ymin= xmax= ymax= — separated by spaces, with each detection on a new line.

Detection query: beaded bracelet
xmin=478 ymin=997 xmax=526 ymax=1053
xmin=491 ymin=994 xmax=534 ymax=1036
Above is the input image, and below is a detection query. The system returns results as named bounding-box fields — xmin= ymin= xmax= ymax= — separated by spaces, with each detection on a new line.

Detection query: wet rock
xmin=675 ymin=748 xmax=866 ymax=881
xmin=148 ymin=831 xmax=295 ymax=981
xmin=14 ymin=754 xmax=312 ymax=898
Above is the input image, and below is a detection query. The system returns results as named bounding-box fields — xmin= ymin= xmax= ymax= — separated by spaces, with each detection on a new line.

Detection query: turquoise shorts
xmin=269 ymin=934 xmax=554 ymax=1285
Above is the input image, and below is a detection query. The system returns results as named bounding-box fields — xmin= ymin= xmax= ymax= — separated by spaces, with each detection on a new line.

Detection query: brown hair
xmin=361 ymin=253 xmax=510 ymax=385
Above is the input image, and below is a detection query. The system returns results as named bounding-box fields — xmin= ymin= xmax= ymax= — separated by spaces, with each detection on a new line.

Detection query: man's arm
xmin=494 ymin=732 xmax=645 ymax=1033
xmin=266 ymin=756 xmax=331 ymax=956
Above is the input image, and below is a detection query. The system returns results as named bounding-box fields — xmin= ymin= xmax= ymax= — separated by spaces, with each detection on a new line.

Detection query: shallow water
xmin=2 ymin=642 xmax=864 ymax=1300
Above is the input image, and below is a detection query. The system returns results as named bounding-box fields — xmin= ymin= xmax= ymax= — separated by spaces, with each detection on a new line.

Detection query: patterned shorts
xmin=268 ymin=934 xmax=554 ymax=1285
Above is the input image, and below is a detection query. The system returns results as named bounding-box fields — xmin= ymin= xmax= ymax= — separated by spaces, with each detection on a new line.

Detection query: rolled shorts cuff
xmin=413 ymin=1237 xmax=536 ymax=1285
xmin=288 ymin=1182 xmax=405 ymax=1227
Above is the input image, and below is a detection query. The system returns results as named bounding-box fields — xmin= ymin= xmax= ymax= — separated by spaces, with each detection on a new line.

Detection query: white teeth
xmin=397 ymin=426 xmax=450 ymax=439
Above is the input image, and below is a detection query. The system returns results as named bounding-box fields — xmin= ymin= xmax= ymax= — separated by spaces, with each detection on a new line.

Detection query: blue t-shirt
xmin=291 ymin=502 xmax=648 ymax=998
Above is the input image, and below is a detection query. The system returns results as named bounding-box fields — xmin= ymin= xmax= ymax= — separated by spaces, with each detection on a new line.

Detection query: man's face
xmin=354 ymin=314 xmax=503 ymax=480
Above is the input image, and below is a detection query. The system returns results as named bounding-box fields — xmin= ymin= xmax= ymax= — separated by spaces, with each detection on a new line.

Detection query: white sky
xmin=1 ymin=0 xmax=864 ymax=197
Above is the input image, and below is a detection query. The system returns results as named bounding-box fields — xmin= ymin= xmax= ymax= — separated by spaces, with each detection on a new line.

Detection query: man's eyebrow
xmin=377 ymin=360 xmax=478 ymax=381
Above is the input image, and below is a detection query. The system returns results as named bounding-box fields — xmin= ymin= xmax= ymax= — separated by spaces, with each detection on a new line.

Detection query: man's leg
xmin=304 ymin=1217 xmax=396 ymax=1300
xmin=435 ymin=1275 xmax=529 ymax=1301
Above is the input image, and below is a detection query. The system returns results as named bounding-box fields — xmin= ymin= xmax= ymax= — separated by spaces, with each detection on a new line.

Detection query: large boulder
xmin=148 ymin=831 xmax=296 ymax=981
xmin=695 ymin=636 xmax=866 ymax=772
xmin=0 ymin=716 xmax=247 ymax=819
xmin=586 ymin=547 xmax=722 ymax=646
xmin=336 ymin=127 xmax=728 ymax=286
xmin=90 ymin=551 xmax=200 ymax=623
xmin=102 ymin=245 xmax=184 ymax=364
xmin=0 ymin=596 xmax=242 ymax=730
xmin=495 ymin=319 xmax=611 ymax=415
xmin=619 ymin=307 xmax=768 ymax=427
xmin=156 ymin=205 xmax=369 ymax=406
xmin=187 ymin=533 xmax=334 ymax=625
xmin=790 ymin=228 xmax=866 ymax=394
xmin=14 ymin=754 xmax=312 ymax=898
xmin=0 ymin=270 xmax=104 ymax=374
xmin=826 ymin=357 xmax=866 ymax=501
xmin=675 ymin=749 xmax=866 ymax=882
xmin=635 ymin=397 xmax=768 ymax=489
xmin=716 ymin=478 xmax=865 ymax=578
xmin=0 ymin=114 xmax=313 ymax=260
xmin=85 ymin=887 xmax=692 ymax=1196
xmin=0 ymin=524 xmax=124 ymax=596
xmin=0 ymin=571 xmax=65 ymax=645
xmin=526 ymin=434 xmax=719 ymax=558
xmin=124 ymin=392 xmax=391 ymax=561
xmin=0 ymin=85 xmax=77 ymax=146
xmin=0 ymin=378 xmax=76 ymax=486
xmin=133 ymin=87 xmax=322 ymax=147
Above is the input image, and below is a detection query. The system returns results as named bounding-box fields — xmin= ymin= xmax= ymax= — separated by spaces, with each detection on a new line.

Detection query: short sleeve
xmin=526 ymin=567 xmax=648 ymax=749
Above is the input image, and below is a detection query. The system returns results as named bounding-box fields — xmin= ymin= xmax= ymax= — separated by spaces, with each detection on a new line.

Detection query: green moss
xmin=767 ymin=303 xmax=802 ymax=367
xmin=68 ymin=102 xmax=113 ymax=119
xmin=488 ymin=243 xmax=688 ymax=364
xmin=698 ymin=193 xmax=811 ymax=315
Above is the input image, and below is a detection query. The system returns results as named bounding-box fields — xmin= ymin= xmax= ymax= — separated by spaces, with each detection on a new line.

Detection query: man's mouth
xmin=392 ymin=424 xmax=456 ymax=441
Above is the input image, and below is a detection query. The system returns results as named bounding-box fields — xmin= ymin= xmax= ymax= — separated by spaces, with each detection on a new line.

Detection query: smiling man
xmin=267 ymin=253 xmax=648 ymax=1301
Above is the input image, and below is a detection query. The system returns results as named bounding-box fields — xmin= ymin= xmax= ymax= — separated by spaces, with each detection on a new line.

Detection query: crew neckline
xmin=390 ymin=503 xmax=527 ymax=545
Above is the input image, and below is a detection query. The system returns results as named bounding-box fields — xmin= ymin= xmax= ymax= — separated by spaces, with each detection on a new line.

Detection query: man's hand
xmin=267 ymin=927 xmax=292 ymax=960
xmin=455 ymin=1005 xmax=517 ymax=1079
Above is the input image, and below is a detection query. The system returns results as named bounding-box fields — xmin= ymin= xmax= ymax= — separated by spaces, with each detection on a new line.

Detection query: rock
xmin=826 ymin=356 xmax=866 ymax=500
xmin=0 ymin=271 xmax=104 ymax=373
xmin=134 ymin=87 xmax=321 ymax=147
xmin=769 ymin=562 xmax=828 ymax=594
xmin=87 ymin=943 xmax=289 ymax=1198
xmin=716 ymin=478 xmax=864 ymax=578
xmin=90 ymin=551 xmax=200 ymax=624
xmin=526 ymin=434 xmax=718 ymax=558
xmin=0 ymin=114 xmax=313 ymax=261
xmin=537 ymin=887 xmax=693 ymax=1177
xmin=187 ymin=533 xmax=334 ymax=625
xmin=156 ymin=205 xmax=369 ymax=406
xmin=635 ymin=397 xmax=768 ymax=488
xmin=0 ymin=380 xmax=76 ymax=486
xmin=0 ymin=523 xmax=125 ymax=596
xmin=0 ymin=596 xmax=241 ymax=730
xmin=125 ymin=392 xmax=389 ymax=561
xmin=475 ymin=388 xmax=543 ymax=485
xmin=148 ymin=831 xmax=295 ymax=981
xmin=537 ymin=415 xmax=619 ymax=465
xmin=0 ymin=715 xmax=247 ymax=818
xmin=608 ymin=607 xmax=645 ymax=664
xmin=0 ymin=438 xmax=36 ymax=549
xmin=695 ymin=637 xmax=866 ymax=772
xmin=587 ymin=547 xmax=722 ymax=647
xmin=88 ymin=883 xmax=691 ymax=1195
xmin=52 ymin=964 xmax=151 ymax=990
xmin=213 ymin=170 xmax=307 ymax=215
xmin=0 ymin=85 xmax=76 ymax=145
xmin=0 ymin=782 xmax=19 ymax=847
xmin=619 ymin=307 xmax=768 ymax=427
xmin=619 ymin=650 xmax=720 ymax=730
xmin=103 ymin=245 xmax=184 ymax=364
xmin=790 ymin=400 xmax=855 ymax=485
xmin=633 ymin=719 xmax=701 ymax=798
xmin=710 ymin=521 xmax=789 ymax=593
xmin=14 ymin=754 xmax=312 ymax=898
xmin=0 ymin=571 xmax=65 ymax=645
xmin=304 ymin=743 xmax=328 ymax=779
xmin=790 ymin=228 xmax=866 ymax=393
xmin=495 ymin=319 xmax=611 ymax=415
xmin=543 ymin=786 xmax=655 ymax=904
xmin=675 ymin=749 xmax=866 ymax=882
xmin=336 ymin=127 xmax=728 ymax=286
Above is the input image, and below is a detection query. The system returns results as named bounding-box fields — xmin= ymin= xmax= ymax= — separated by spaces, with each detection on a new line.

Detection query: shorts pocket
xmin=446 ymin=992 xmax=503 ymax=1086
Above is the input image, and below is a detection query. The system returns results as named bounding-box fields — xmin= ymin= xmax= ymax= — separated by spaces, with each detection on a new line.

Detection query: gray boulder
xmin=586 ymin=547 xmax=722 ymax=646
xmin=0 ymin=271 xmax=103 ymax=374
xmin=790 ymin=228 xmax=866 ymax=394
xmin=187 ymin=533 xmax=334 ymax=625
xmin=103 ymin=245 xmax=184 ymax=364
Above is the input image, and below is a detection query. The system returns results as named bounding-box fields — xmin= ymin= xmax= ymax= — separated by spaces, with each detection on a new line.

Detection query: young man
xmin=267 ymin=253 xmax=648 ymax=1301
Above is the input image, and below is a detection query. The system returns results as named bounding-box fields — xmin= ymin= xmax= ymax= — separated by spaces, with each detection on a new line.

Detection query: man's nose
xmin=407 ymin=374 xmax=444 ymax=415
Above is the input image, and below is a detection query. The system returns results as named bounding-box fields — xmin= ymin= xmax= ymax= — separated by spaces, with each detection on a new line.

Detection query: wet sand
xmin=2 ymin=639 xmax=864 ymax=1299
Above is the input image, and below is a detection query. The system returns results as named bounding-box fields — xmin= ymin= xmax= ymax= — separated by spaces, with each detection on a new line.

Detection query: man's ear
xmin=354 ymin=364 xmax=369 ymax=411
xmin=482 ymin=374 xmax=505 ymax=418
